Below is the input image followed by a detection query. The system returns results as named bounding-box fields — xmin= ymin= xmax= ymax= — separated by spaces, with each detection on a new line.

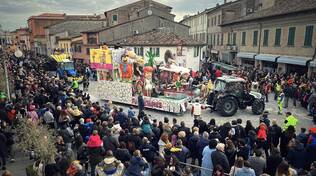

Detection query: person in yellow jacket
xmin=277 ymin=90 xmax=284 ymax=115
xmin=274 ymin=82 xmax=282 ymax=100
xmin=283 ymin=112 xmax=298 ymax=130
xmin=71 ymin=79 xmax=79 ymax=93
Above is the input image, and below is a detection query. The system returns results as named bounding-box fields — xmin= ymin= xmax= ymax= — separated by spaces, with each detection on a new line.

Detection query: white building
xmin=108 ymin=30 xmax=205 ymax=71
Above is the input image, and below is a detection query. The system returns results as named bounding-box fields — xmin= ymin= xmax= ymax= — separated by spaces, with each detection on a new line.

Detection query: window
xmin=87 ymin=35 xmax=97 ymax=44
xmin=149 ymin=47 xmax=160 ymax=57
xmin=134 ymin=47 xmax=144 ymax=56
xmin=86 ymin=48 xmax=90 ymax=55
xmin=253 ymin=31 xmax=258 ymax=46
xmin=263 ymin=29 xmax=269 ymax=46
xmin=214 ymin=16 xmax=217 ymax=26
xmin=194 ymin=47 xmax=199 ymax=57
xmin=74 ymin=44 xmax=81 ymax=52
xmin=228 ymin=33 xmax=231 ymax=45
xmin=211 ymin=18 xmax=214 ymax=26
xmin=218 ymin=15 xmax=221 ymax=25
xmin=221 ymin=33 xmax=223 ymax=45
xmin=210 ymin=35 xmax=213 ymax=45
xmin=241 ymin=32 xmax=246 ymax=46
xmin=232 ymin=33 xmax=236 ymax=45
xmin=275 ymin=28 xmax=281 ymax=46
xmin=287 ymin=27 xmax=296 ymax=46
xmin=217 ymin=34 xmax=220 ymax=45
xmin=304 ymin=25 xmax=314 ymax=47
xmin=112 ymin=14 xmax=118 ymax=21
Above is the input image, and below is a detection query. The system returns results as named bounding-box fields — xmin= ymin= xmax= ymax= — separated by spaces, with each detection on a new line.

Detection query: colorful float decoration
xmin=90 ymin=45 xmax=200 ymax=114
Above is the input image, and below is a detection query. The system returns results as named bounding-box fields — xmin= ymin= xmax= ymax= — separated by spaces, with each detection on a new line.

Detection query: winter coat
xmin=225 ymin=148 xmax=237 ymax=167
xmin=211 ymin=150 xmax=230 ymax=173
xmin=140 ymin=143 xmax=156 ymax=163
xmin=201 ymin=146 xmax=216 ymax=176
xmin=125 ymin=156 xmax=147 ymax=176
xmin=188 ymin=135 xmax=200 ymax=158
xmin=114 ymin=148 xmax=131 ymax=163
xmin=268 ymin=125 xmax=282 ymax=147
xmin=102 ymin=135 xmax=119 ymax=152
xmin=88 ymin=146 xmax=104 ymax=166
xmin=287 ymin=143 xmax=306 ymax=169
xmin=257 ymin=123 xmax=267 ymax=140
xmin=197 ymin=137 xmax=210 ymax=157
xmin=171 ymin=146 xmax=190 ymax=163
xmin=265 ymin=155 xmax=283 ymax=176
xmin=237 ymin=146 xmax=250 ymax=160
xmin=248 ymin=156 xmax=266 ymax=176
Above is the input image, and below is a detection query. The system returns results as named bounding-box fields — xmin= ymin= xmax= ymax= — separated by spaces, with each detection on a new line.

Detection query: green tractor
xmin=207 ymin=76 xmax=265 ymax=117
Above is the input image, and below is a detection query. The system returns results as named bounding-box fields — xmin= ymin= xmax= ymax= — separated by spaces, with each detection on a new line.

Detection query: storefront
xmin=308 ymin=60 xmax=316 ymax=78
xmin=236 ymin=52 xmax=256 ymax=71
xmin=277 ymin=55 xmax=310 ymax=75
xmin=255 ymin=54 xmax=279 ymax=73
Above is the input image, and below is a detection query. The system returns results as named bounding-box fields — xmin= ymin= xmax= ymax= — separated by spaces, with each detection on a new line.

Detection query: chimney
xmin=224 ymin=0 xmax=227 ymax=3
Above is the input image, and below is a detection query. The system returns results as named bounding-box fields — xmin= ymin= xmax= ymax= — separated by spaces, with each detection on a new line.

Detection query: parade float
xmin=91 ymin=46 xmax=200 ymax=114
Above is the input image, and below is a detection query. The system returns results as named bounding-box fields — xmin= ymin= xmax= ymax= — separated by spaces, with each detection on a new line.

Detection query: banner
xmin=90 ymin=48 xmax=113 ymax=70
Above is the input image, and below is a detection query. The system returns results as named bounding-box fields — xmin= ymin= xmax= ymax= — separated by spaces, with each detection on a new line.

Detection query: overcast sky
xmin=0 ymin=0 xmax=223 ymax=31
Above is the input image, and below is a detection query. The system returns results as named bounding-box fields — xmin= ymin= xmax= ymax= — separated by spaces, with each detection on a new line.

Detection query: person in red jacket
xmin=215 ymin=67 xmax=222 ymax=78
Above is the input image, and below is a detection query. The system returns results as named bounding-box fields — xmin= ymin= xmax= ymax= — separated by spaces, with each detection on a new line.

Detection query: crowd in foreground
xmin=0 ymin=48 xmax=316 ymax=176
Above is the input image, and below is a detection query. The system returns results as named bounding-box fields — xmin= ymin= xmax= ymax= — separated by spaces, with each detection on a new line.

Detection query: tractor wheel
xmin=252 ymin=99 xmax=265 ymax=115
xmin=216 ymin=96 xmax=238 ymax=117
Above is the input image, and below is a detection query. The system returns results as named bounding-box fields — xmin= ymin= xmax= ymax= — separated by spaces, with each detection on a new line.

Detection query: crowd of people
xmin=0 ymin=47 xmax=316 ymax=176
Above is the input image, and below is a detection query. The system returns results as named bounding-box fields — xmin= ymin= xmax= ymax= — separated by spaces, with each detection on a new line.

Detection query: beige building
xmin=181 ymin=10 xmax=210 ymax=58
xmin=221 ymin=0 xmax=316 ymax=75
xmin=104 ymin=0 xmax=173 ymax=27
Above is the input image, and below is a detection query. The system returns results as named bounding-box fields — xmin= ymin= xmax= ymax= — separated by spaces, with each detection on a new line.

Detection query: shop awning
xmin=212 ymin=62 xmax=237 ymax=71
xmin=236 ymin=52 xmax=256 ymax=59
xmin=310 ymin=60 xmax=316 ymax=67
xmin=255 ymin=54 xmax=279 ymax=62
xmin=277 ymin=56 xmax=311 ymax=66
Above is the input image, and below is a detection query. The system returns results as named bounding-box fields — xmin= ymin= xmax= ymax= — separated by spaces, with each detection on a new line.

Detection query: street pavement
xmin=89 ymin=81 xmax=315 ymax=131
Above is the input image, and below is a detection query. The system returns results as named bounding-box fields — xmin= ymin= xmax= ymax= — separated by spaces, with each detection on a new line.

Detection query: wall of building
xmin=182 ymin=12 xmax=208 ymax=43
xmin=105 ymin=0 xmax=172 ymax=27
xmin=99 ymin=15 xmax=189 ymax=43
xmin=129 ymin=45 xmax=201 ymax=71
xmin=222 ymin=12 xmax=316 ymax=57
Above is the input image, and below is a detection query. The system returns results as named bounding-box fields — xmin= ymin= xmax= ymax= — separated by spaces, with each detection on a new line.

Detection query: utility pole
xmin=4 ymin=61 xmax=10 ymax=101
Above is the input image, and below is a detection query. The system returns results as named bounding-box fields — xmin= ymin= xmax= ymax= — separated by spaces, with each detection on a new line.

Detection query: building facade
xmin=221 ymin=0 xmax=316 ymax=75
xmin=28 ymin=13 xmax=66 ymax=54
xmin=181 ymin=10 xmax=210 ymax=58
xmin=103 ymin=0 xmax=173 ymax=27
xmin=14 ymin=28 xmax=31 ymax=50
xmin=45 ymin=18 xmax=106 ymax=55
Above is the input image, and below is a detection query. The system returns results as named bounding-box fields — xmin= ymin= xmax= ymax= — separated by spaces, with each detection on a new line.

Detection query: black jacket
xmin=287 ymin=143 xmax=306 ymax=169
xmin=114 ymin=148 xmax=131 ymax=163
xmin=211 ymin=150 xmax=230 ymax=173
xmin=140 ymin=143 xmax=156 ymax=163
xmin=265 ymin=155 xmax=282 ymax=176
xmin=88 ymin=146 xmax=104 ymax=165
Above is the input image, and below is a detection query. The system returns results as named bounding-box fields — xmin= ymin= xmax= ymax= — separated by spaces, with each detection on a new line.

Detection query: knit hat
xmin=87 ymin=134 xmax=103 ymax=148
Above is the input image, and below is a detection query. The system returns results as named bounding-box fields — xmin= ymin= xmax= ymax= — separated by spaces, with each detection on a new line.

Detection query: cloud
xmin=0 ymin=0 xmax=222 ymax=30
